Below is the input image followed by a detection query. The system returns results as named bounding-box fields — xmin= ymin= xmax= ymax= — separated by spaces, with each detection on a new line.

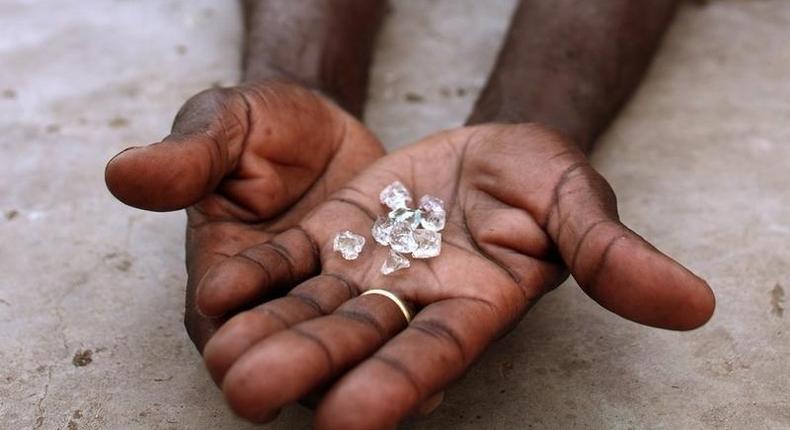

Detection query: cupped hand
xmin=198 ymin=123 xmax=715 ymax=429
xmin=105 ymin=81 xmax=384 ymax=349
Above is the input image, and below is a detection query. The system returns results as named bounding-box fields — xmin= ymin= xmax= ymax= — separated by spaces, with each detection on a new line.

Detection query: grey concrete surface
xmin=0 ymin=0 xmax=787 ymax=429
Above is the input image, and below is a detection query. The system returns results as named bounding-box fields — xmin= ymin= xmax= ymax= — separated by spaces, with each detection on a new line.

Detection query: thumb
xmin=548 ymin=162 xmax=715 ymax=330
xmin=105 ymin=88 xmax=246 ymax=211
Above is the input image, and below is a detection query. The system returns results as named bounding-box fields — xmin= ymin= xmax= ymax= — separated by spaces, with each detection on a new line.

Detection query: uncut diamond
xmin=333 ymin=230 xmax=365 ymax=260
xmin=388 ymin=207 xmax=422 ymax=229
xmin=379 ymin=181 xmax=412 ymax=209
xmin=419 ymin=195 xmax=446 ymax=232
xmin=389 ymin=222 xmax=418 ymax=254
xmin=412 ymin=229 xmax=441 ymax=259
xmin=381 ymin=249 xmax=410 ymax=275
xmin=371 ymin=215 xmax=393 ymax=246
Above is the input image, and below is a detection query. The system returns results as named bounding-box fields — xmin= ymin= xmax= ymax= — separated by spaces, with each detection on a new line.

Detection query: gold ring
xmin=361 ymin=289 xmax=413 ymax=323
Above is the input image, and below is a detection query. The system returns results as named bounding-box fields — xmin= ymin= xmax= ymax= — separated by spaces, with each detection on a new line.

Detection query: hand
xmin=105 ymin=81 xmax=384 ymax=349
xmin=198 ymin=123 xmax=715 ymax=428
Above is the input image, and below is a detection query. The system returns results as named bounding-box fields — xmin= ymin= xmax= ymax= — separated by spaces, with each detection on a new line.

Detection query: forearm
xmin=241 ymin=0 xmax=388 ymax=117
xmin=467 ymin=0 xmax=679 ymax=152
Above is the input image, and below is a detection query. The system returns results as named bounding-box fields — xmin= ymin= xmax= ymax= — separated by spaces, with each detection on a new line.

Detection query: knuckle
xmin=578 ymin=166 xmax=618 ymax=209
xmin=172 ymin=87 xmax=238 ymax=135
xmin=182 ymin=86 xmax=233 ymax=111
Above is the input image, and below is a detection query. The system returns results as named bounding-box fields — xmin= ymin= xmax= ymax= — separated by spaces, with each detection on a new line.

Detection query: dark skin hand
xmin=470 ymin=0 xmax=681 ymax=149
xmin=107 ymin=0 xmax=388 ymax=350
xmin=196 ymin=123 xmax=714 ymax=429
xmin=105 ymin=0 xmax=716 ymax=428
xmin=105 ymin=82 xmax=384 ymax=349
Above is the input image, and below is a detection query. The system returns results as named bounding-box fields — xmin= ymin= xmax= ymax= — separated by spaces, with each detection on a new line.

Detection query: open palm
xmin=197 ymin=123 xmax=715 ymax=429
xmin=105 ymin=81 xmax=384 ymax=349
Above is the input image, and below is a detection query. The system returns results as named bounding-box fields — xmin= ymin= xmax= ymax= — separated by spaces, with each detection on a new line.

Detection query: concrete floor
xmin=1 ymin=0 xmax=788 ymax=429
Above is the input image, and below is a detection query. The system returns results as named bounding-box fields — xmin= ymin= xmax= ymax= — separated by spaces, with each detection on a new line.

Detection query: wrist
xmin=240 ymin=0 xmax=388 ymax=118
xmin=465 ymin=0 xmax=679 ymax=155
xmin=466 ymin=93 xmax=595 ymax=154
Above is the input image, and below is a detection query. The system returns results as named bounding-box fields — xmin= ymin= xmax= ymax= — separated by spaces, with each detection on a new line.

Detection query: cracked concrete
xmin=1 ymin=0 xmax=788 ymax=429
xmin=32 ymin=366 xmax=52 ymax=430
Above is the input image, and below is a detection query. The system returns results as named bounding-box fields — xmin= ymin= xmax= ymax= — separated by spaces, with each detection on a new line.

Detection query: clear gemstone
xmin=371 ymin=216 xmax=393 ymax=246
xmin=388 ymin=222 xmax=418 ymax=254
xmin=381 ymin=249 xmax=410 ymax=275
xmin=388 ymin=207 xmax=422 ymax=229
xmin=419 ymin=195 xmax=446 ymax=231
xmin=333 ymin=230 xmax=365 ymax=260
xmin=379 ymin=181 xmax=412 ymax=209
xmin=412 ymin=229 xmax=442 ymax=259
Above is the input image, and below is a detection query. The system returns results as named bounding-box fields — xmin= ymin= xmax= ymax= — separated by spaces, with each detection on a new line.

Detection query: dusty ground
xmin=0 ymin=0 xmax=788 ymax=429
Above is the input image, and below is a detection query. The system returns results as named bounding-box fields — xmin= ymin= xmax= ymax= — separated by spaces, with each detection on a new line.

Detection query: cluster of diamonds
xmin=331 ymin=181 xmax=446 ymax=275
xmin=374 ymin=181 xmax=445 ymax=275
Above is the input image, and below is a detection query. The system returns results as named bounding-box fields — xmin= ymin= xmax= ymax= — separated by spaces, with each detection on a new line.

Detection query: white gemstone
xmin=388 ymin=222 xmax=418 ymax=254
xmin=379 ymin=181 xmax=412 ymax=209
xmin=419 ymin=195 xmax=446 ymax=231
xmin=371 ymin=216 xmax=393 ymax=246
xmin=388 ymin=207 xmax=421 ymax=229
xmin=381 ymin=249 xmax=410 ymax=275
xmin=412 ymin=229 xmax=442 ymax=259
xmin=333 ymin=230 xmax=365 ymax=260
